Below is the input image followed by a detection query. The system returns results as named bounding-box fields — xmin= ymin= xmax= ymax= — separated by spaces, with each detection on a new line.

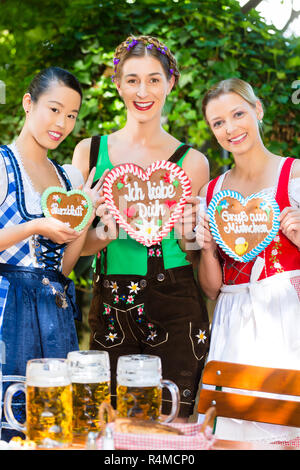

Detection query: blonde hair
xmin=112 ymin=35 xmax=180 ymax=88
xmin=202 ymin=78 xmax=261 ymax=120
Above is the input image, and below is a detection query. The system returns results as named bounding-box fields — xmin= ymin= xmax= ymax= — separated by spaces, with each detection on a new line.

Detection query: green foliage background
xmin=0 ymin=0 xmax=299 ymax=344
xmin=0 ymin=0 xmax=299 ymax=178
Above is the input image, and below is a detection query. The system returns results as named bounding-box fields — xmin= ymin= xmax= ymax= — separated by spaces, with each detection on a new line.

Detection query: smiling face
xmin=205 ymin=92 xmax=263 ymax=156
xmin=116 ymin=56 xmax=174 ymax=123
xmin=23 ymin=82 xmax=81 ymax=150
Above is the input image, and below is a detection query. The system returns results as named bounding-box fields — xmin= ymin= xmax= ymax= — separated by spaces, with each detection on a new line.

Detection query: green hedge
xmin=0 ymin=0 xmax=299 ymax=177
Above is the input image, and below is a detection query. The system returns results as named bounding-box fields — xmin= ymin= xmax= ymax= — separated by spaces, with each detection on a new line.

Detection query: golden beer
xmin=116 ymin=355 xmax=180 ymax=423
xmin=26 ymin=383 xmax=73 ymax=445
xmin=72 ymin=380 xmax=110 ymax=435
xmin=117 ymin=384 xmax=162 ymax=420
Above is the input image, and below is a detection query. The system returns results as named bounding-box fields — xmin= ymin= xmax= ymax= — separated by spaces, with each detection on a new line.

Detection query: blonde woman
xmin=196 ymin=78 xmax=300 ymax=442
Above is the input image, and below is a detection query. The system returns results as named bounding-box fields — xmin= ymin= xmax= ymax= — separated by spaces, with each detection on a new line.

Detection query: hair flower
xmin=113 ymin=58 xmax=120 ymax=65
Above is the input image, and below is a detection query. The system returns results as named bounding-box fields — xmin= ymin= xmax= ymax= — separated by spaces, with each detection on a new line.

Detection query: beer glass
xmin=116 ymin=354 xmax=180 ymax=423
xmin=4 ymin=358 xmax=72 ymax=448
xmin=67 ymin=350 xmax=110 ymax=436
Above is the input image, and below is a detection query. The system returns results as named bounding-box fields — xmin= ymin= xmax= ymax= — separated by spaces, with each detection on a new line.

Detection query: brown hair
xmin=202 ymin=78 xmax=261 ymax=121
xmin=113 ymin=35 xmax=180 ymax=88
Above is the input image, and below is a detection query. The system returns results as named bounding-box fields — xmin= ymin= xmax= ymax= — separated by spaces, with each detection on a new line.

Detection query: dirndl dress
xmin=0 ymin=144 xmax=80 ymax=441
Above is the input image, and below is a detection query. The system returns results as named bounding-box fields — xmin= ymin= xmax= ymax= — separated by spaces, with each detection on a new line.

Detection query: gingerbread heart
xmin=41 ymin=187 xmax=93 ymax=231
xmin=103 ymin=161 xmax=192 ymax=247
xmin=207 ymin=190 xmax=280 ymax=262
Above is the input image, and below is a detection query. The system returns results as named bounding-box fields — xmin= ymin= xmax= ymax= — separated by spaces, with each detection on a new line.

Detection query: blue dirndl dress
xmin=0 ymin=144 xmax=80 ymax=441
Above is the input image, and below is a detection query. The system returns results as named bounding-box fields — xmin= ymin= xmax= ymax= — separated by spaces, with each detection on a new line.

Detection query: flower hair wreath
xmin=111 ymin=39 xmax=174 ymax=82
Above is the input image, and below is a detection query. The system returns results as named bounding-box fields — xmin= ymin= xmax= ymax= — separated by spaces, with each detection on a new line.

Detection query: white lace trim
xmin=8 ymin=142 xmax=66 ymax=215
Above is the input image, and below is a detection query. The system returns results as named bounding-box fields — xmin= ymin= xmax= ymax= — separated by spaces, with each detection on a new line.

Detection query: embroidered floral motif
xmin=148 ymin=243 xmax=162 ymax=258
xmin=137 ymin=305 xmax=144 ymax=315
xmin=110 ymin=281 xmax=119 ymax=293
xmin=195 ymin=329 xmax=207 ymax=344
xmin=105 ymin=332 xmax=118 ymax=342
xmin=147 ymin=330 xmax=158 ymax=341
xmin=269 ymin=235 xmax=284 ymax=273
xmin=113 ymin=295 xmax=120 ymax=304
xmin=127 ymin=281 xmax=140 ymax=294
xmin=126 ymin=295 xmax=135 ymax=304
xmin=103 ymin=304 xmax=111 ymax=315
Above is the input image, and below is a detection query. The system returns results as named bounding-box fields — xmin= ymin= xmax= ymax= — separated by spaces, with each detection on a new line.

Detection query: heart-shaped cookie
xmin=41 ymin=187 xmax=93 ymax=231
xmin=103 ymin=161 xmax=192 ymax=247
xmin=207 ymin=190 xmax=280 ymax=262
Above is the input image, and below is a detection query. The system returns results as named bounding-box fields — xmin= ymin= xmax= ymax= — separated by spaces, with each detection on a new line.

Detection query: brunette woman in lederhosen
xmin=72 ymin=36 xmax=210 ymax=421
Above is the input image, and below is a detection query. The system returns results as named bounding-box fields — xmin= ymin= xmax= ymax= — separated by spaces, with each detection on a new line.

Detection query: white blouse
xmin=199 ymin=164 xmax=300 ymax=210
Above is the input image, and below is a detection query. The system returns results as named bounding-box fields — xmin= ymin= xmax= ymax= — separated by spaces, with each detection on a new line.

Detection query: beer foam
xmin=26 ymin=375 xmax=71 ymax=387
xmin=26 ymin=361 xmax=71 ymax=387
xmin=117 ymin=355 xmax=162 ymax=386
xmin=70 ymin=373 xmax=110 ymax=384
xmin=117 ymin=373 xmax=160 ymax=387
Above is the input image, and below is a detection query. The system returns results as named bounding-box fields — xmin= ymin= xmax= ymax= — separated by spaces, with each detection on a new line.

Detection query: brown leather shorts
xmin=89 ymin=265 xmax=210 ymax=418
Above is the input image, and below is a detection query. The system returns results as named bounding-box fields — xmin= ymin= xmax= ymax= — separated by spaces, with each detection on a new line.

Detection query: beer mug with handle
xmin=67 ymin=350 xmax=111 ymax=436
xmin=117 ymin=354 xmax=180 ymax=423
xmin=4 ymin=358 xmax=73 ymax=448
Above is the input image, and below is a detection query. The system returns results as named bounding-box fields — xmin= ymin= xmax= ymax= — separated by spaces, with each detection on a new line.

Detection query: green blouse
xmin=94 ymin=135 xmax=191 ymax=275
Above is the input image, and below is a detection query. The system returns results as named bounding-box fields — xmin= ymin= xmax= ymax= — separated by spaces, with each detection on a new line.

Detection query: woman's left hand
xmin=173 ymin=196 xmax=199 ymax=250
xmin=279 ymin=207 xmax=300 ymax=248
xmin=78 ymin=168 xmax=109 ymax=227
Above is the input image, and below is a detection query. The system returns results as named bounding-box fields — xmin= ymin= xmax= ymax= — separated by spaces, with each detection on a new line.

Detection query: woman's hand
xmin=95 ymin=196 xmax=119 ymax=241
xmin=195 ymin=210 xmax=217 ymax=251
xmin=81 ymin=167 xmax=108 ymax=214
xmin=279 ymin=207 xmax=300 ymax=249
xmin=174 ymin=197 xmax=199 ymax=243
xmin=33 ymin=217 xmax=80 ymax=244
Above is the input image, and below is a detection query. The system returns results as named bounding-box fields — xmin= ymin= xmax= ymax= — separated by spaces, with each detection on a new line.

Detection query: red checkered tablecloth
xmin=97 ymin=422 xmax=215 ymax=450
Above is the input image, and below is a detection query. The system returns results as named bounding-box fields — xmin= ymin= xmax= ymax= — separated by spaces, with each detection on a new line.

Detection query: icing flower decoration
xmin=216 ymin=199 xmax=229 ymax=215
xmin=163 ymin=172 xmax=171 ymax=183
xmin=53 ymin=194 xmax=61 ymax=203
xmin=260 ymin=201 xmax=271 ymax=220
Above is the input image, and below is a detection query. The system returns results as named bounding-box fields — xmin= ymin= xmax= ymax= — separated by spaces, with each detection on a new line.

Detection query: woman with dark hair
xmin=0 ymin=67 xmax=100 ymax=440
xmin=196 ymin=78 xmax=300 ymax=441
xmin=72 ymin=35 xmax=210 ymax=421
